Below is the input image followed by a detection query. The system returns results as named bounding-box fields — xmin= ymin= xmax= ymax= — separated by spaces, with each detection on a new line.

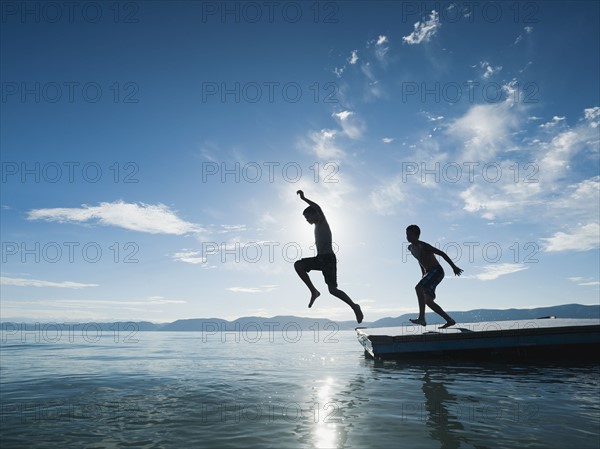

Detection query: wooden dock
xmin=356 ymin=318 xmax=600 ymax=360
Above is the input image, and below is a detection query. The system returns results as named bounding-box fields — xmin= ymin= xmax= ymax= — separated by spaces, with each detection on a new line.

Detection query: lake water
xmin=1 ymin=326 xmax=599 ymax=449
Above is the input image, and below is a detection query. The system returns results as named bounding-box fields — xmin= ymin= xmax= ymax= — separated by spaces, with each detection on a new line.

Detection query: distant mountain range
xmin=2 ymin=304 xmax=598 ymax=332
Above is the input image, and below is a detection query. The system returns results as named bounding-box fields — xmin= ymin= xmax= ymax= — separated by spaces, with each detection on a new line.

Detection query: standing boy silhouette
xmin=406 ymin=224 xmax=463 ymax=329
xmin=294 ymin=190 xmax=363 ymax=324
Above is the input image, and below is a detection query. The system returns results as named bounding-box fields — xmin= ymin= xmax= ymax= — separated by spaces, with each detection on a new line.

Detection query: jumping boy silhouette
xmin=294 ymin=190 xmax=363 ymax=324
xmin=406 ymin=224 xmax=463 ymax=329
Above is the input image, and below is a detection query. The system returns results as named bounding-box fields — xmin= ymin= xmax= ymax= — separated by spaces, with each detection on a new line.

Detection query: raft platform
xmin=356 ymin=318 xmax=600 ymax=360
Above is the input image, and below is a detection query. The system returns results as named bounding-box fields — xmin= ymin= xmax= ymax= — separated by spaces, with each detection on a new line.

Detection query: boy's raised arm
xmin=297 ymin=190 xmax=325 ymax=216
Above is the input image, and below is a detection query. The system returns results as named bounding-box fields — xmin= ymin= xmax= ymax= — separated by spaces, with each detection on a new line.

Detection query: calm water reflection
xmin=1 ymin=331 xmax=598 ymax=448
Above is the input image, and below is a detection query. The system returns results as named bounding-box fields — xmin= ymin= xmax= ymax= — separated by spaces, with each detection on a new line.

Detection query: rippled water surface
xmin=1 ymin=330 xmax=599 ymax=448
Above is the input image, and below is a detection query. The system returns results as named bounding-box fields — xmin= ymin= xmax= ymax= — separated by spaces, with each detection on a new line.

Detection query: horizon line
xmin=1 ymin=303 xmax=598 ymax=325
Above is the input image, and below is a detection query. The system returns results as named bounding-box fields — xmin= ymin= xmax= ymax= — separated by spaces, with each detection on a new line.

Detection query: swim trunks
xmin=417 ymin=265 xmax=444 ymax=299
xmin=301 ymin=253 xmax=337 ymax=287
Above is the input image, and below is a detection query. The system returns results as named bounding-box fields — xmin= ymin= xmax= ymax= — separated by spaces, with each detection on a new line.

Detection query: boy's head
xmin=406 ymin=224 xmax=420 ymax=243
xmin=303 ymin=206 xmax=319 ymax=224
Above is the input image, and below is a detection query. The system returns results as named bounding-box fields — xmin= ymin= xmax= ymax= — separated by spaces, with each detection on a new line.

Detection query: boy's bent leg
xmin=294 ymin=260 xmax=320 ymax=307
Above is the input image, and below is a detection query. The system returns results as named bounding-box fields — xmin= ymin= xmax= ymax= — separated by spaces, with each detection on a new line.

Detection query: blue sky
xmin=1 ymin=1 xmax=599 ymax=323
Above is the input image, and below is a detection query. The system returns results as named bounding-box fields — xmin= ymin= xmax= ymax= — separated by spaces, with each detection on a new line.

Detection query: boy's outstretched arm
xmin=432 ymin=246 xmax=464 ymax=276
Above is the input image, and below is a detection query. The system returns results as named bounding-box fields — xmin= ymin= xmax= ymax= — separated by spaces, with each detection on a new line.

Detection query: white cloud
xmin=514 ymin=27 xmax=533 ymax=45
xmin=220 ymin=224 xmax=247 ymax=233
xmin=459 ymin=178 xmax=543 ymax=220
xmin=459 ymin=185 xmax=517 ymax=220
xmin=147 ymin=296 xmax=187 ymax=304
xmin=480 ymin=61 xmax=503 ymax=78
xmin=360 ymin=62 xmax=384 ymax=100
xmin=570 ymin=177 xmax=600 ymax=200
xmin=0 ymin=276 xmax=98 ymax=289
xmin=257 ymin=212 xmax=276 ymax=228
xmin=584 ymin=106 xmax=600 ymax=128
xmin=568 ymin=277 xmax=600 ymax=287
xmin=446 ymin=101 xmax=520 ymax=160
xmin=28 ymin=201 xmax=204 ymax=235
xmin=334 ymin=50 xmax=360 ymax=78
xmin=226 ymin=285 xmax=278 ymax=293
xmin=539 ymin=116 xmax=566 ymax=129
xmin=382 ymin=137 xmax=395 ymax=144
xmin=469 ymin=263 xmax=528 ymax=281
xmin=542 ymin=223 xmax=600 ymax=252
xmin=332 ymin=110 xmax=364 ymax=139
xmin=552 ymin=177 xmax=600 ymax=217
xmin=403 ymin=10 xmax=441 ymax=45
xmin=534 ymin=108 xmax=599 ymax=186
xmin=538 ymin=130 xmax=585 ymax=182
xmin=369 ymin=177 xmax=406 ymax=215
xmin=456 ymin=108 xmax=598 ymax=224
xmin=375 ymin=35 xmax=389 ymax=62
xmin=172 ymin=250 xmax=209 ymax=265
xmin=376 ymin=35 xmax=388 ymax=45
xmin=424 ymin=112 xmax=444 ymax=122
xmin=333 ymin=110 xmax=353 ymax=121
xmin=303 ymin=129 xmax=346 ymax=160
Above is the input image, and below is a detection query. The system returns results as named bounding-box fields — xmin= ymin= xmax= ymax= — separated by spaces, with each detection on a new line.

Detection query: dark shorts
xmin=417 ymin=265 xmax=444 ymax=299
xmin=301 ymin=253 xmax=337 ymax=287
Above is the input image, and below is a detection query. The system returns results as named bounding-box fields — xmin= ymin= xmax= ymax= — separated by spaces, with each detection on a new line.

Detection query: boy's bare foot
xmin=438 ymin=319 xmax=456 ymax=329
xmin=410 ymin=318 xmax=427 ymax=326
xmin=353 ymin=304 xmax=364 ymax=324
xmin=308 ymin=290 xmax=321 ymax=308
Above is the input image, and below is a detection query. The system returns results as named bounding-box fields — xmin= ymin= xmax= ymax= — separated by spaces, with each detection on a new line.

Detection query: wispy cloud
xmin=403 ymin=10 xmax=441 ymax=45
xmin=333 ymin=49 xmax=360 ymax=78
xmin=542 ymin=223 xmax=600 ymax=252
xmin=332 ymin=35 xmax=392 ymax=101
xmin=0 ymin=276 xmax=98 ymax=289
xmin=455 ymin=106 xmax=598 ymax=222
xmin=514 ymin=26 xmax=534 ymax=45
xmin=374 ymin=35 xmax=390 ymax=63
xmin=219 ymin=224 xmax=247 ymax=233
xmin=568 ymin=277 xmax=600 ymax=287
xmin=376 ymin=35 xmax=388 ymax=45
xmin=369 ymin=177 xmax=406 ymax=215
xmin=302 ymin=129 xmax=345 ymax=161
xmin=552 ymin=177 xmax=600 ymax=221
xmin=538 ymin=127 xmax=595 ymax=184
xmin=459 ymin=185 xmax=523 ymax=220
xmin=480 ymin=61 xmax=503 ymax=78
xmin=584 ymin=106 xmax=600 ymax=128
xmin=28 ymin=201 xmax=204 ymax=235
xmin=226 ymin=285 xmax=278 ymax=293
xmin=332 ymin=110 xmax=364 ymax=139
xmin=467 ymin=263 xmax=528 ymax=281
xmin=539 ymin=116 xmax=566 ymax=129
xmin=172 ymin=250 xmax=211 ymax=266
xmin=446 ymin=100 xmax=521 ymax=161
xmin=360 ymin=62 xmax=385 ymax=100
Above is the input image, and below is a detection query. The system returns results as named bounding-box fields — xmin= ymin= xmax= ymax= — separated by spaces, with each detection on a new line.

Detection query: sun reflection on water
xmin=314 ymin=377 xmax=338 ymax=449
